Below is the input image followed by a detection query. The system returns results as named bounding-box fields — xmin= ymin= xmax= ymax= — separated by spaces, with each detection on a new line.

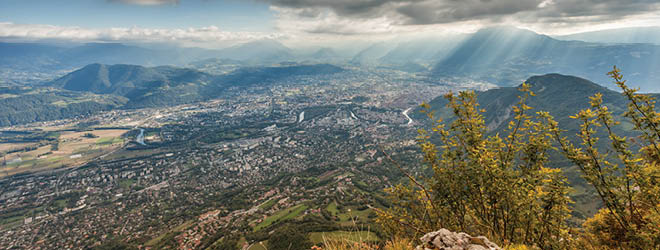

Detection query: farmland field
xmin=254 ymin=204 xmax=308 ymax=231
xmin=1 ymin=129 xmax=129 ymax=178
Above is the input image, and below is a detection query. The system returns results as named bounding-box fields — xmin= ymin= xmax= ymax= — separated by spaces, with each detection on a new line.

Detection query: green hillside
xmin=415 ymin=73 xmax=660 ymax=222
xmin=0 ymin=86 xmax=127 ymax=127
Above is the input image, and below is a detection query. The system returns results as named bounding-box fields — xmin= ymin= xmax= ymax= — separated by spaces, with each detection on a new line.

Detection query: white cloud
xmin=0 ymin=22 xmax=284 ymax=48
xmin=272 ymin=6 xmax=395 ymax=35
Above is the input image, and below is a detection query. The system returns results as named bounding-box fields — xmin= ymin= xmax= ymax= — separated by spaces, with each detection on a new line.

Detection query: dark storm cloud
xmin=394 ymin=0 xmax=543 ymax=25
xmin=266 ymin=0 xmax=660 ymax=25
xmin=268 ymin=0 xmax=412 ymax=18
xmin=537 ymin=0 xmax=660 ymax=17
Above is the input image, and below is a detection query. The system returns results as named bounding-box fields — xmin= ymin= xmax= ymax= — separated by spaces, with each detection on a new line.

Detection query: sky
xmin=1 ymin=0 xmax=660 ymax=48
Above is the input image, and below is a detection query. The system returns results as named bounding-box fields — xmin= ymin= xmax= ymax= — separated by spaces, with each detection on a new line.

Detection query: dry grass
xmin=56 ymin=130 xmax=126 ymax=154
xmin=319 ymin=236 xmax=414 ymax=250
xmin=0 ymin=142 xmax=35 ymax=152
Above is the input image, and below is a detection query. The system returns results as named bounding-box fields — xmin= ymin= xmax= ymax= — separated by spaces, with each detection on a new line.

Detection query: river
xmin=136 ymin=129 xmax=146 ymax=146
xmin=402 ymin=108 xmax=414 ymax=125
xmin=298 ymin=111 xmax=305 ymax=123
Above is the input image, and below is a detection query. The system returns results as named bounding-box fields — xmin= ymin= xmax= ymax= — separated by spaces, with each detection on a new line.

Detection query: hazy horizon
xmin=2 ymin=0 xmax=660 ymax=48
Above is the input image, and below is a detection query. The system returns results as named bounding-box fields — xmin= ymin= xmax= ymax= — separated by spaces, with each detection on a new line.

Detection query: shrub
xmin=378 ymin=83 xmax=572 ymax=249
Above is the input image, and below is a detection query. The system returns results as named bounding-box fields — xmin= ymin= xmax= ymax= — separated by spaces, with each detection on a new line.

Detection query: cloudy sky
xmin=1 ymin=0 xmax=659 ymax=47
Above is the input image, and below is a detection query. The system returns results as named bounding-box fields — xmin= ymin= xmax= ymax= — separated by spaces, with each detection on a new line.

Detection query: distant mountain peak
xmin=477 ymin=25 xmax=535 ymax=33
xmin=83 ymin=42 xmax=125 ymax=46
xmin=80 ymin=62 xmax=105 ymax=69
xmin=215 ymin=39 xmax=293 ymax=62
xmin=233 ymin=39 xmax=290 ymax=51
xmin=472 ymin=26 xmax=553 ymax=41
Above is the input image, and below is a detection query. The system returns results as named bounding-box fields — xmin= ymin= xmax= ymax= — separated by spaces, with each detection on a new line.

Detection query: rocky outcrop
xmin=415 ymin=229 xmax=501 ymax=250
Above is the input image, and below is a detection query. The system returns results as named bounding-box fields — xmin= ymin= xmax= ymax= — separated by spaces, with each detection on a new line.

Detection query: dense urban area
xmin=0 ymin=67 xmax=480 ymax=249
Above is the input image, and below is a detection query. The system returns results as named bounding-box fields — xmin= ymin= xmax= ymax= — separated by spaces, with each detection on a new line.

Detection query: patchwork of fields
xmin=1 ymin=129 xmax=129 ymax=178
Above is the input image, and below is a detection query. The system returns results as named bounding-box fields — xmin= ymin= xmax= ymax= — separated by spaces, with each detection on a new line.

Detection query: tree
xmin=210 ymin=236 xmax=240 ymax=250
xmin=92 ymin=239 xmax=138 ymax=250
xmin=548 ymin=66 xmax=660 ymax=249
xmin=82 ymin=132 xmax=99 ymax=138
xmin=268 ymin=224 xmax=313 ymax=250
xmin=378 ymin=83 xmax=572 ymax=249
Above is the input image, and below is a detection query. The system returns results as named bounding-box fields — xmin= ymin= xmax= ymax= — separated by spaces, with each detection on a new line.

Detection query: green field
xmin=254 ymin=204 xmax=308 ymax=231
xmin=45 ymin=132 xmax=60 ymax=138
xmin=0 ymin=215 xmax=24 ymax=230
xmin=96 ymin=137 xmax=124 ymax=145
xmin=326 ymin=201 xmax=339 ymax=216
xmin=247 ymin=241 xmax=268 ymax=250
xmin=336 ymin=206 xmax=375 ymax=227
xmin=258 ymin=198 xmax=278 ymax=211
xmin=53 ymin=199 xmax=67 ymax=210
xmin=118 ymin=179 xmax=136 ymax=189
xmin=44 ymin=156 xmax=64 ymax=163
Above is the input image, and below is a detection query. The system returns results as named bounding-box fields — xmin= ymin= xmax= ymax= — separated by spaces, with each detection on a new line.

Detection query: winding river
xmin=136 ymin=129 xmax=146 ymax=146
xmin=402 ymin=108 xmax=414 ymax=125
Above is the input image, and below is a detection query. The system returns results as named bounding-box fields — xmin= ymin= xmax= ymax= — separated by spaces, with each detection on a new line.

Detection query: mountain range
xmin=50 ymin=63 xmax=344 ymax=108
xmin=0 ymin=42 xmax=194 ymax=71
xmin=432 ymin=26 xmax=660 ymax=92
xmin=0 ymin=63 xmax=344 ymax=127
xmin=557 ymin=26 xmax=660 ymax=45
xmin=6 ymin=26 xmax=660 ymax=93
xmin=415 ymin=73 xmax=651 ymax=133
xmin=209 ymin=39 xmax=295 ymax=63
